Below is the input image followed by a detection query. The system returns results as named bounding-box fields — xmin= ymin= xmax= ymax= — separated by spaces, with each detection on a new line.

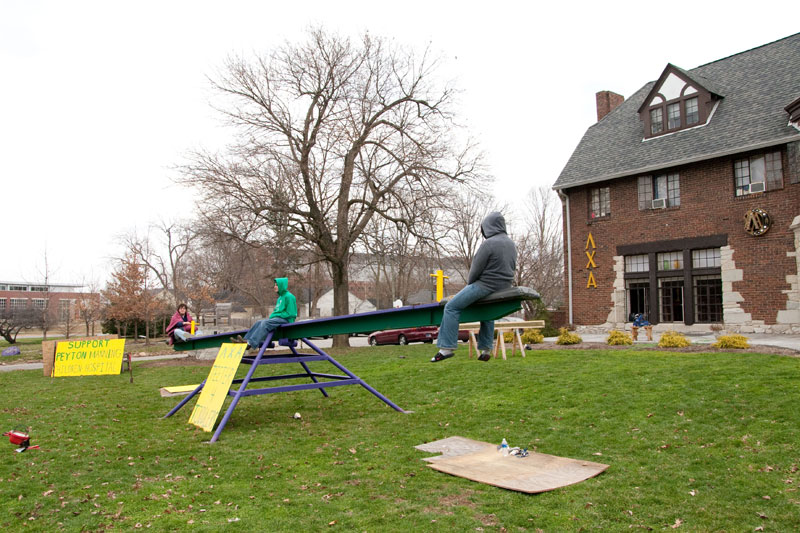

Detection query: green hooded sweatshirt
xmin=270 ymin=277 xmax=297 ymax=323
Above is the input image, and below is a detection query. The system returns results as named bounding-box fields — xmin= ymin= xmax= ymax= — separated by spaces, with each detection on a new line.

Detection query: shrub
xmin=607 ymin=330 xmax=633 ymax=345
xmin=658 ymin=330 xmax=690 ymax=348
xmin=503 ymin=331 xmax=515 ymax=342
xmin=540 ymin=324 xmax=560 ymax=337
xmin=712 ymin=334 xmax=750 ymax=349
xmin=521 ymin=329 xmax=544 ymax=344
xmin=556 ymin=327 xmax=582 ymax=345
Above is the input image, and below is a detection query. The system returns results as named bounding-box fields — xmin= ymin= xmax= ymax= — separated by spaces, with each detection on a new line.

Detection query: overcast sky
xmin=2 ymin=0 xmax=797 ymax=285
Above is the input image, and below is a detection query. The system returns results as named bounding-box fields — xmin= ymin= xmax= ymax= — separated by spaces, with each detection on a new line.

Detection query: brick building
xmin=0 ymin=281 xmax=89 ymax=323
xmin=553 ymin=33 xmax=800 ymax=333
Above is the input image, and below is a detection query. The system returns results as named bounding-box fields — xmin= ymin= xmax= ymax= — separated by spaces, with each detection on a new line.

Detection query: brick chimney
xmin=596 ymin=90 xmax=624 ymax=121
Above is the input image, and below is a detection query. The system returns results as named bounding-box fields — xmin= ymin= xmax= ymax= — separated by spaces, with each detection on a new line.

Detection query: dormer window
xmin=685 ymin=97 xmax=699 ymax=125
xmin=650 ymin=108 xmax=663 ymax=134
xmin=639 ymin=64 xmax=721 ymax=139
xmin=667 ymin=102 xmax=680 ymax=129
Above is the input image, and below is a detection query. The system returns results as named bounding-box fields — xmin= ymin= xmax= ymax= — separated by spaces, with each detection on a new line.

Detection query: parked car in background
xmin=368 ymin=326 xmax=470 ymax=346
xmin=368 ymin=326 xmax=438 ymax=346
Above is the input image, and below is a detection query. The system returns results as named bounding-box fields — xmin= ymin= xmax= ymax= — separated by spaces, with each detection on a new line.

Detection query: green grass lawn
xmin=1 ymin=345 xmax=799 ymax=531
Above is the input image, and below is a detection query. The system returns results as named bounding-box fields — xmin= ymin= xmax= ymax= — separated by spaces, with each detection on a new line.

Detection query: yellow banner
xmin=188 ymin=343 xmax=247 ymax=432
xmin=53 ymin=339 xmax=126 ymax=377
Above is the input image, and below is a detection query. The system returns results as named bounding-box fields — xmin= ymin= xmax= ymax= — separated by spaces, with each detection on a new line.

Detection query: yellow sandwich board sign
xmin=188 ymin=343 xmax=247 ymax=432
xmin=52 ymin=339 xmax=126 ymax=377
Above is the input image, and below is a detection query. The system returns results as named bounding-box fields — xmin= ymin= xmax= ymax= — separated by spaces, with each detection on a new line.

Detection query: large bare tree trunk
xmin=331 ymin=262 xmax=350 ymax=348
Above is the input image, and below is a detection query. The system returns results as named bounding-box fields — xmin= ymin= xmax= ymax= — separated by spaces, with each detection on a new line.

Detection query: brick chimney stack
xmin=596 ymin=90 xmax=624 ymax=121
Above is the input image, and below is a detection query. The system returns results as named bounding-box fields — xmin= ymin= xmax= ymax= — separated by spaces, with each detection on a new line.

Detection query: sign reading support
xmin=189 ymin=343 xmax=247 ymax=432
xmin=53 ymin=339 xmax=126 ymax=377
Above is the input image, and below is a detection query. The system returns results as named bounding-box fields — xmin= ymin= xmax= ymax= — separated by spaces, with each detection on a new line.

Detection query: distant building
xmin=314 ymin=289 xmax=377 ymax=317
xmin=0 ymin=281 xmax=90 ymax=322
xmin=553 ymin=33 xmax=800 ymax=333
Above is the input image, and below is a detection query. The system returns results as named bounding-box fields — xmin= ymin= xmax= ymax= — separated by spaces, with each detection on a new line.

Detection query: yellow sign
xmin=585 ymin=232 xmax=598 ymax=289
xmin=53 ymin=339 xmax=126 ymax=377
xmin=585 ymin=249 xmax=597 ymax=268
xmin=585 ymin=232 xmax=596 ymax=250
xmin=188 ymin=343 xmax=247 ymax=432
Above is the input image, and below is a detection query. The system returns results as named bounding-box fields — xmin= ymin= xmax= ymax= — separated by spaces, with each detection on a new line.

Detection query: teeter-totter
xmin=164 ymin=286 xmax=539 ymax=442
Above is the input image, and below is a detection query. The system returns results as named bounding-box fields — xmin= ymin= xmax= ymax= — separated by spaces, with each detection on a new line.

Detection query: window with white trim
xmin=10 ymin=298 xmax=28 ymax=310
xmin=638 ymin=173 xmax=680 ymax=209
xmin=32 ymin=298 xmax=47 ymax=310
xmin=625 ymin=254 xmax=649 ymax=273
xmin=657 ymin=251 xmax=683 ymax=271
xmin=692 ymin=248 xmax=721 ymax=268
xmin=685 ymin=97 xmax=699 ymax=125
xmin=589 ymin=186 xmax=610 ymax=219
xmin=667 ymin=102 xmax=681 ymax=129
xmin=735 ymin=151 xmax=783 ymax=195
xmin=59 ymin=299 xmax=76 ymax=321
xmin=650 ymin=108 xmax=663 ymax=135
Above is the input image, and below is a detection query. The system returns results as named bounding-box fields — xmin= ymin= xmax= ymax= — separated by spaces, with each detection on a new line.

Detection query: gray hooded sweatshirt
xmin=467 ymin=212 xmax=517 ymax=292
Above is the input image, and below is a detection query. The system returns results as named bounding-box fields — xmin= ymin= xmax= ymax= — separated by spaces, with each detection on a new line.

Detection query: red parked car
xmin=368 ymin=326 xmax=469 ymax=346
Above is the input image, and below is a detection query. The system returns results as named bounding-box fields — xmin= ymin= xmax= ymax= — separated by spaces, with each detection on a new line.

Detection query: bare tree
xmin=514 ymin=187 xmax=564 ymax=317
xmin=182 ymin=29 xmax=481 ymax=346
xmin=0 ymin=309 xmax=41 ymax=344
xmin=77 ymin=277 xmax=104 ymax=336
xmin=123 ymin=220 xmax=198 ymax=306
xmin=31 ymin=249 xmax=56 ymax=341
xmin=193 ymin=224 xmax=301 ymax=317
xmin=438 ymin=189 xmax=495 ymax=282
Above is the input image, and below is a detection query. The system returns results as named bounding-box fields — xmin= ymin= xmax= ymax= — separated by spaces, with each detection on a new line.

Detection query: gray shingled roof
xmin=554 ymin=32 xmax=800 ymax=190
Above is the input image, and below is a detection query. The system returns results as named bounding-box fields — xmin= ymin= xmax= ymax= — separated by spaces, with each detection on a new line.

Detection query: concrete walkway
xmin=0 ymin=353 xmax=190 ymax=373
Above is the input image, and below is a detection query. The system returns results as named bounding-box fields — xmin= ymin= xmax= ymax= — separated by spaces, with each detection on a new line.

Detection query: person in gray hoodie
xmin=432 ymin=211 xmax=517 ymax=362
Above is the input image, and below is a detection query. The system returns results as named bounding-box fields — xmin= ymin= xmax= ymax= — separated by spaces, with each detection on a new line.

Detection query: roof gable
xmin=554 ymin=32 xmax=800 ymax=191
xmin=637 ymin=63 xmax=723 ymax=114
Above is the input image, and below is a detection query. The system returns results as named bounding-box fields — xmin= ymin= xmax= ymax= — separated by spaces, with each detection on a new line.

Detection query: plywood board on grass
xmin=416 ymin=436 xmax=608 ymax=494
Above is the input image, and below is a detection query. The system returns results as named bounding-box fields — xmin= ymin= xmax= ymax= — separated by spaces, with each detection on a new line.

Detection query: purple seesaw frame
xmin=163 ymin=331 xmax=405 ymax=443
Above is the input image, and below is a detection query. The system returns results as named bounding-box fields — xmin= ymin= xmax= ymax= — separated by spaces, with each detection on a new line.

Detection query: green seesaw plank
xmin=173 ymin=286 xmax=539 ymax=352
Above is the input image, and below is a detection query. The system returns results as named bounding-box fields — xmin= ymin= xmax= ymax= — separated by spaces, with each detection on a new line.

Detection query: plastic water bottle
xmin=499 ymin=438 xmax=509 ymax=456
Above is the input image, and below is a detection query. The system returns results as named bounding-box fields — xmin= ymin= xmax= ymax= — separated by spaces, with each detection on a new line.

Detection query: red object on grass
xmin=4 ymin=429 xmax=29 ymax=446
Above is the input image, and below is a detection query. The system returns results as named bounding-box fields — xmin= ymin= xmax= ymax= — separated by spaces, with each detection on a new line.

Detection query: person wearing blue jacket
xmin=432 ymin=211 xmax=517 ymax=362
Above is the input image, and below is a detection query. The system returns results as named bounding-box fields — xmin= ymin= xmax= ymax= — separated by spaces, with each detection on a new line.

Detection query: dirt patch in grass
xmin=136 ymin=357 xmax=214 ymax=368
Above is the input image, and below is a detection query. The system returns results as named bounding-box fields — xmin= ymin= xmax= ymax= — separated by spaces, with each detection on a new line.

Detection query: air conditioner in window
xmin=651 ymin=198 xmax=667 ymax=209
xmin=746 ymin=181 xmax=766 ymax=194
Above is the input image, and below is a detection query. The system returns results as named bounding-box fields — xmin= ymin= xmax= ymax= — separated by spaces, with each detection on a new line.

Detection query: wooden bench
xmin=460 ymin=320 xmax=546 ymax=360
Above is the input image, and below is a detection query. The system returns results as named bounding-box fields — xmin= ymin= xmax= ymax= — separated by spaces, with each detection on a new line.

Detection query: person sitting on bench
xmin=167 ymin=303 xmax=203 ymax=344
xmin=432 ymin=211 xmax=517 ymax=363
xmin=231 ymin=277 xmax=297 ymax=349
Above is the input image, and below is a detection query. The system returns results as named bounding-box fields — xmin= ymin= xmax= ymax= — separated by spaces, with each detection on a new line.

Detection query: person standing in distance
xmin=432 ymin=211 xmax=517 ymax=362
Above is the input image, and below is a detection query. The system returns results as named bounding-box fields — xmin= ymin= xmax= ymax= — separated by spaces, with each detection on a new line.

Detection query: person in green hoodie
xmin=231 ymin=277 xmax=297 ymax=349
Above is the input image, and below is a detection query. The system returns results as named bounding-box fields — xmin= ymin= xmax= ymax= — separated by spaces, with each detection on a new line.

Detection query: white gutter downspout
xmin=557 ymin=188 xmax=573 ymax=325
